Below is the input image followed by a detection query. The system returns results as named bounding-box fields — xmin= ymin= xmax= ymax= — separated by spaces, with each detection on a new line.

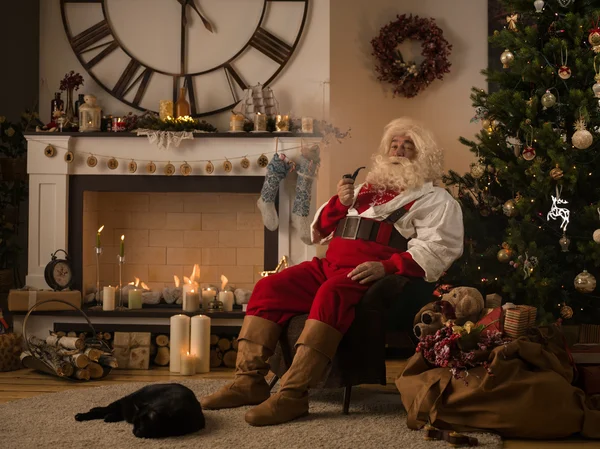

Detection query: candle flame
xmin=184 ymin=276 xmax=191 ymax=285
xmin=128 ymin=281 xmax=135 ymax=286
xmin=191 ymin=289 xmax=195 ymax=293
xmin=191 ymin=264 xmax=200 ymax=283
xmin=97 ymin=225 xmax=104 ymax=233
xmin=220 ymin=274 xmax=228 ymax=290
xmin=174 ymin=275 xmax=180 ymax=288
xmin=134 ymin=277 xmax=140 ymax=287
xmin=141 ymin=282 xmax=149 ymax=290
xmin=121 ymin=235 xmax=125 ymax=241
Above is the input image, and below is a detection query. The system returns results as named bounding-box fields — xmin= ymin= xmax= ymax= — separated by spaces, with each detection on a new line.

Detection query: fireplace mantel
xmin=25 ymin=133 xmax=320 ymax=289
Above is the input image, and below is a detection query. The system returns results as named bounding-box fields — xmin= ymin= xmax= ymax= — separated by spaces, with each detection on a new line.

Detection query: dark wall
xmin=0 ymin=0 xmax=40 ymax=121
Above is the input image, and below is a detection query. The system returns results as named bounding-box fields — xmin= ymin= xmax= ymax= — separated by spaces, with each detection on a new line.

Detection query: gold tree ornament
xmin=128 ymin=160 xmax=137 ymax=173
xmin=559 ymin=233 xmax=571 ymax=252
xmin=205 ymin=161 xmax=214 ymax=174
xmin=550 ymin=164 xmax=564 ymax=180
xmin=64 ymin=151 xmax=74 ymax=163
xmin=44 ymin=145 xmax=56 ymax=158
xmin=180 ymin=162 xmax=192 ymax=176
xmin=506 ymin=13 xmax=518 ymax=31
xmin=500 ymin=49 xmax=515 ymax=68
xmin=86 ymin=155 xmax=97 ymax=167
xmin=223 ymin=159 xmax=233 ymax=173
xmin=502 ymin=199 xmax=518 ymax=217
xmin=107 ymin=158 xmax=119 ymax=170
xmin=593 ymin=229 xmax=600 ymax=243
xmin=572 ymin=117 xmax=593 ymax=149
xmin=560 ymin=305 xmax=573 ymax=319
xmin=146 ymin=161 xmax=157 ymax=174
xmin=257 ymin=154 xmax=269 ymax=168
xmin=164 ymin=162 xmax=176 ymax=176
xmin=541 ymin=90 xmax=556 ymax=108
xmin=240 ymin=157 xmax=250 ymax=169
xmin=574 ymin=270 xmax=597 ymax=293
xmin=470 ymin=161 xmax=486 ymax=179
xmin=497 ymin=243 xmax=513 ymax=263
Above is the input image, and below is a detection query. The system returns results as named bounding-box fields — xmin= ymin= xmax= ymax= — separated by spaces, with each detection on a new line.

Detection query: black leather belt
xmin=333 ymin=216 xmax=408 ymax=251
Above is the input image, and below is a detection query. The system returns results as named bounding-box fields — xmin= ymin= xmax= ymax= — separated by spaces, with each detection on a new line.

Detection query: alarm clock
xmin=44 ymin=249 xmax=74 ymax=291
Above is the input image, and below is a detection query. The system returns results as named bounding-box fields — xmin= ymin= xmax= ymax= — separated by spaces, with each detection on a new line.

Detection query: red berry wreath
xmin=371 ymin=14 xmax=452 ymax=98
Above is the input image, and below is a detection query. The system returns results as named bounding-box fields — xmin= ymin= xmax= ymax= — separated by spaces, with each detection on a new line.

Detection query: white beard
xmin=365 ymin=155 xmax=426 ymax=193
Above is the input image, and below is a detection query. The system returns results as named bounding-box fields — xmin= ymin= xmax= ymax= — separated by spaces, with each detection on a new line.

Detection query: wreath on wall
xmin=371 ymin=14 xmax=452 ymax=98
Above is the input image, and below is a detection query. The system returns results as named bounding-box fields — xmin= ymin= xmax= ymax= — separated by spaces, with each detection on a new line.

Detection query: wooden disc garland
xmin=107 ymin=158 xmax=119 ymax=170
xmin=223 ymin=159 xmax=233 ymax=173
xmin=240 ymin=157 xmax=250 ymax=169
xmin=257 ymin=154 xmax=269 ymax=168
xmin=205 ymin=161 xmax=214 ymax=174
xmin=180 ymin=162 xmax=192 ymax=176
xmin=164 ymin=162 xmax=176 ymax=176
xmin=44 ymin=145 xmax=56 ymax=158
xmin=146 ymin=161 xmax=156 ymax=174
xmin=86 ymin=155 xmax=98 ymax=167
xmin=127 ymin=160 xmax=137 ymax=173
xmin=64 ymin=151 xmax=74 ymax=163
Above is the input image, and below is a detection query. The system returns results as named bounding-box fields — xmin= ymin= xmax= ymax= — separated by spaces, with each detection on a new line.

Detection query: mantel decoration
xmin=133 ymin=113 xmax=218 ymax=150
xmin=371 ymin=14 xmax=452 ymax=98
xmin=59 ymin=70 xmax=84 ymax=125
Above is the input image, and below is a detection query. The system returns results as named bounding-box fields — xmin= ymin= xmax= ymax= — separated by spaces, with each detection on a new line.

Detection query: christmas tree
xmin=443 ymin=0 xmax=600 ymax=324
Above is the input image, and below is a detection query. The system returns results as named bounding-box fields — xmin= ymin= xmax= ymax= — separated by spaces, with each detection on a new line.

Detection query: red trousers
xmin=246 ymin=257 xmax=371 ymax=334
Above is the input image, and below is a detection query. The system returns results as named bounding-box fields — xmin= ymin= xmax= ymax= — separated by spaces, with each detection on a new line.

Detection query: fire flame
xmin=141 ymin=282 xmax=149 ymax=290
xmin=183 ymin=276 xmax=191 ymax=285
xmin=174 ymin=275 xmax=180 ymax=288
xmin=220 ymin=274 xmax=228 ymax=291
xmin=97 ymin=225 xmax=104 ymax=233
xmin=128 ymin=277 xmax=149 ymax=290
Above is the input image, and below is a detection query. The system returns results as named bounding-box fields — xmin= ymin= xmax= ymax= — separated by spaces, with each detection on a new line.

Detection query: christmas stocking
xmin=257 ymin=154 xmax=292 ymax=231
xmin=292 ymin=145 xmax=321 ymax=244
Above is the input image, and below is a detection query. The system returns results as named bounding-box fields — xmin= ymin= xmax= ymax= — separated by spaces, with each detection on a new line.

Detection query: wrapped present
xmin=0 ymin=333 xmax=23 ymax=372
xmin=113 ymin=332 xmax=151 ymax=370
xmin=579 ymin=324 xmax=600 ymax=344
xmin=8 ymin=288 xmax=81 ymax=312
xmin=485 ymin=293 xmax=502 ymax=309
xmin=476 ymin=306 xmax=503 ymax=337
xmin=504 ymin=305 xmax=537 ymax=339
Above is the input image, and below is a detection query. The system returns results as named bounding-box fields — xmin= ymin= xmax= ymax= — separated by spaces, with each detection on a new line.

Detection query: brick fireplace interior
xmin=69 ymin=175 xmax=278 ymax=297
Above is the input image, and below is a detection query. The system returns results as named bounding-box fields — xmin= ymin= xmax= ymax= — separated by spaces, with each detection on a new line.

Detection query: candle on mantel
xmin=180 ymin=352 xmax=196 ymax=375
xmin=219 ymin=275 xmax=234 ymax=312
xmin=254 ymin=112 xmax=267 ymax=132
xmin=103 ymin=285 xmax=115 ymax=311
xmin=128 ymin=288 xmax=142 ymax=309
xmin=191 ymin=315 xmax=211 ymax=373
xmin=120 ymin=235 xmax=125 ymax=257
xmin=201 ymin=286 xmax=217 ymax=310
xmin=96 ymin=225 xmax=104 ymax=248
xmin=183 ymin=289 xmax=200 ymax=313
xmin=170 ymin=314 xmax=190 ymax=372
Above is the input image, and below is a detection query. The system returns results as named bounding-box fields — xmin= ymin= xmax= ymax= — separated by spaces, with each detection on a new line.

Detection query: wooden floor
xmin=1 ymin=360 xmax=599 ymax=449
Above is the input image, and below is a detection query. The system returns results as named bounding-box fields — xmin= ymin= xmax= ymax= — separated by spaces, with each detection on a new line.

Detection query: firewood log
xmin=210 ymin=334 xmax=219 ymax=346
xmin=73 ymin=368 xmax=90 ymax=381
xmin=67 ymin=353 xmax=90 ymax=369
xmin=61 ymin=362 xmax=75 ymax=377
xmin=56 ymin=331 xmax=66 ymax=338
xmin=231 ymin=338 xmax=239 ymax=351
xmin=154 ymin=347 xmax=170 ymax=366
xmin=84 ymin=347 xmax=103 ymax=362
xmin=223 ymin=350 xmax=237 ymax=368
xmin=87 ymin=362 xmax=104 ymax=379
xmin=210 ymin=349 xmax=223 ymax=368
xmin=58 ymin=337 xmax=84 ymax=350
xmin=156 ymin=335 xmax=169 ymax=347
xmin=98 ymin=355 xmax=118 ymax=368
xmin=67 ymin=331 xmax=77 ymax=338
xmin=45 ymin=335 xmax=60 ymax=346
xmin=150 ymin=343 xmax=157 ymax=357
xmin=217 ymin=338 xmax=231 ymax=352
xmin=103 ymin=332 xmax=112 ymax=341
xmin=78 ymin=333 xmax=87 ymax=340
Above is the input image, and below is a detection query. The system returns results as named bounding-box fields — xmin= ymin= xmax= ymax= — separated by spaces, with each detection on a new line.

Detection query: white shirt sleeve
xmin=406 ymin=192 xmax=464 ymax=282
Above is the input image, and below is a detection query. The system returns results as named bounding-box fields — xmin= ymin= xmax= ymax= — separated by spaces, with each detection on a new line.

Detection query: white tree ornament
xmin=547 ymin=187 xmax=570 ymax=232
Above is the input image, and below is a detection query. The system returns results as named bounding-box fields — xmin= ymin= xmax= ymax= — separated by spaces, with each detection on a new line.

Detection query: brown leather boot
xmin=201 ymin=315 xmax=281 ymax=410
xmin=245 ymin=319 xmax=342 ymax=426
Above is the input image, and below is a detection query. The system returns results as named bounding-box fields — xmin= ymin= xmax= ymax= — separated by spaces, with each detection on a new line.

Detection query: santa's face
xmin=388 ymin=135 xmax=417 ymax=160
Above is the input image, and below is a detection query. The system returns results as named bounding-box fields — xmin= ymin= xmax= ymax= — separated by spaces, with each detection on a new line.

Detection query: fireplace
xmin=24 ymin=134 xmax=319 ymax=293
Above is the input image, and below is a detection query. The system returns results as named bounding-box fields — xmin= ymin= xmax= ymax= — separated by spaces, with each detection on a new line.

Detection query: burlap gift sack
xmin=396 ymin=326 xmax=600 ymax=439
xmin=0 ymin=333 xmax=23 ymax=372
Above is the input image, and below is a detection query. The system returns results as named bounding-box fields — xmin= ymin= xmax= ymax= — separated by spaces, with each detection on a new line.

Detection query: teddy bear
xmin=413 ymin=287 xmax=485 ymax=339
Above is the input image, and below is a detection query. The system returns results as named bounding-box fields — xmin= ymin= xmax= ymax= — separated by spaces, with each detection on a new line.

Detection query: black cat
xmin=75 ymin=383 xmax=205 ymax=439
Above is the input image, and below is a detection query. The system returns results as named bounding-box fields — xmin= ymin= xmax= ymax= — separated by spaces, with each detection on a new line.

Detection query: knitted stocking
xmin=292 ymin=146 xmax=321 ymax=244
xmin=257 ymin=154 xmax=291 ymax=231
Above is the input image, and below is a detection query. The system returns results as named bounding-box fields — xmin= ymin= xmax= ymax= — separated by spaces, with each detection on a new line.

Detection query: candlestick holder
xmin=117 ymin=255 xmax=126 ymax=310
xmin=95 ymin=247 xmax=103 ymax=304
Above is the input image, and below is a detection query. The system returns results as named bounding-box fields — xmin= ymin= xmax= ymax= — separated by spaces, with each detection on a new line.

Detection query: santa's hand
xmin=348 ymin=261 xmax=385 ymax=284
xmin=337 ymin=178 xmax=355 ymax=206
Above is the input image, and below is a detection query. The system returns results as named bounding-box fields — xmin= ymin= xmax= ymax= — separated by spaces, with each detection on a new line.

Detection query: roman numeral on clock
xmin=184 ymin=76 xmax=197 ymax=116
xmin=113 ymin=59 xmax=153 ymax=106
xmin=249 ymin=27 xmax=292 ymax=65
xmin=71 ymin=20 xmax=112 ymax=54
xmin=224 ymin=64 xmax=247 ymax=102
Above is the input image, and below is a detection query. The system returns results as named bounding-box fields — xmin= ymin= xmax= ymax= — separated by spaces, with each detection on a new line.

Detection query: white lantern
xmin=78 ymin=95 xmax=101 ymax=132
xmin=534 ymin=0 xmax=544 ymax=12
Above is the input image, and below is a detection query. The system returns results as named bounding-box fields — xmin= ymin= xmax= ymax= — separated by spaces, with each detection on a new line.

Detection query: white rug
xmin=0 ymin=379 xmax=502 ymax=449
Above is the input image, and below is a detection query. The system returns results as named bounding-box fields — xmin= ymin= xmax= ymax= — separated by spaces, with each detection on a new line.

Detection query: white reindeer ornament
xmin=547 ymin=187 xmax=570 ymax=232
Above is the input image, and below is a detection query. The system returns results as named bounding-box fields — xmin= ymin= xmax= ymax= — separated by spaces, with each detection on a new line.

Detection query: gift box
xmin=477 ymin=306 xmax=503 ymax=336
xmin=503 ymin=305 xmax=537 ymax=339
xmin=485 ymin=293 xmax=502 ymax=309
xmin=8 ymin=289 xmax=82 ymax=312
xmin=113 ymin=332 xmax=151 ymax=370
xmin=0 ymin=333 xmax=23 ymax=372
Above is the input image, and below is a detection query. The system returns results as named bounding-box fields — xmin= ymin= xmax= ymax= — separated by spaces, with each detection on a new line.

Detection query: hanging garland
xmin=371 ymin=14 xmax=452 ymax=98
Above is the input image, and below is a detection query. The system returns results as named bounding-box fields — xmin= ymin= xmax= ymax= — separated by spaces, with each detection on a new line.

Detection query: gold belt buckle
xmin=341 ymin=216 xmax=361 ymax=239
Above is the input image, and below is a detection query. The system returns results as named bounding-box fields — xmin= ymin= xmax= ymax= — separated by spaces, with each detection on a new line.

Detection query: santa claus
xmin=201 ymin=117 xmax=464 ymax=426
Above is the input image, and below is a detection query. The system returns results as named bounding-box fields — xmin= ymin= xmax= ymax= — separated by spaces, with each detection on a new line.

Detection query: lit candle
xmin=183 ymin=289 xmax=200 ymax=313
xmin=180 ymin=352 xmax=196 ymax=375
xmin=190 ymin=315 xmax=211 ymax=373
xmin=170 ymin=314 xmax=191 ymax=372
xmin=103 ymin=285 xmax=115 ymax=311
xmin=254 ymin=112 xmax=267 ymax=132
xmin=275 ymin=114 xmax=289 ymax=132
xmin=219 ymin=274 xmax=234 ymax=312
xmin=230 ymin=113 xmax=245 ymax=132
xmin=201 ymin=287 xmax=217 ymax=310
xmin=159 ymin=100 xmax=174 ymax=120
xmin=128 ymin=288 xmax=142 ymax=309
xmin=302 ymin=117 xmax=314 ymax=133
xmin=120 ymin=235 xmax=125 ymax=257
xmin=96 ymin=225 xmax=104 ymax=248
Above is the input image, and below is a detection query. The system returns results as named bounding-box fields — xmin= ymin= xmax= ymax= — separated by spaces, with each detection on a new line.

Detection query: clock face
xmin=60 ymin=0 xmax=309 ymax=117
xmin=53 ymin=261 xmax=73 ymax=288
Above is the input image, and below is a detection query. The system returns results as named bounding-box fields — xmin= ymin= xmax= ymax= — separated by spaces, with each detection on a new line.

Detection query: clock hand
xmin=188 ymin=0 xmax=214 ymax=33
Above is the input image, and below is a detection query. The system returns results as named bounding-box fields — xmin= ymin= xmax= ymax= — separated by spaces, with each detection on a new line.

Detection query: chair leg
xmin=342 ymin=385 xmax=352 ymax=415
xmin=267 ymin=374 xmax=279 ymax=390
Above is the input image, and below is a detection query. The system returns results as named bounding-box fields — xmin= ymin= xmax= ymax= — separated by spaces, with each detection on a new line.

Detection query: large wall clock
xmin=60 ymin=0 xmax=309 ymax=117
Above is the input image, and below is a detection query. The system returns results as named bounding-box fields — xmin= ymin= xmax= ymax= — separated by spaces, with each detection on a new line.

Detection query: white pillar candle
xmin=190 ymin=314 xmax=211 ymax=373
xmin=183 ymin=289 xmax=200 ymax=313
xmin=170 ymin=314 xmax=190 ymax=372
xmin=201 ymin=288 xmax=216 ymax=310
xmin=254 ymin=113 xmax=267 ymax=132
xmin=182 ymin=283 xmax=195 ymax=302
xmin=103 ymin=286 xmax=115 ymax=311
xmin=180 ymin=352 xmax=196 ymax=375
xmin=128 ymin=288 xmax=142 ymax=309
xmin=219 ymin=291 xmax=234 ymax=312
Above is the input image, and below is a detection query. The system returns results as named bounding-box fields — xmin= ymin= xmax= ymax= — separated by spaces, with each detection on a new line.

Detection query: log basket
xmin=21 ymin=299 xmax=114 ymax=380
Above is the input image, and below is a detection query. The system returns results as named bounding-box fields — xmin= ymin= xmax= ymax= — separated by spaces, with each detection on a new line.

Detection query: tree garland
xmin=371 ymin=14 xmax=452 ymax=98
